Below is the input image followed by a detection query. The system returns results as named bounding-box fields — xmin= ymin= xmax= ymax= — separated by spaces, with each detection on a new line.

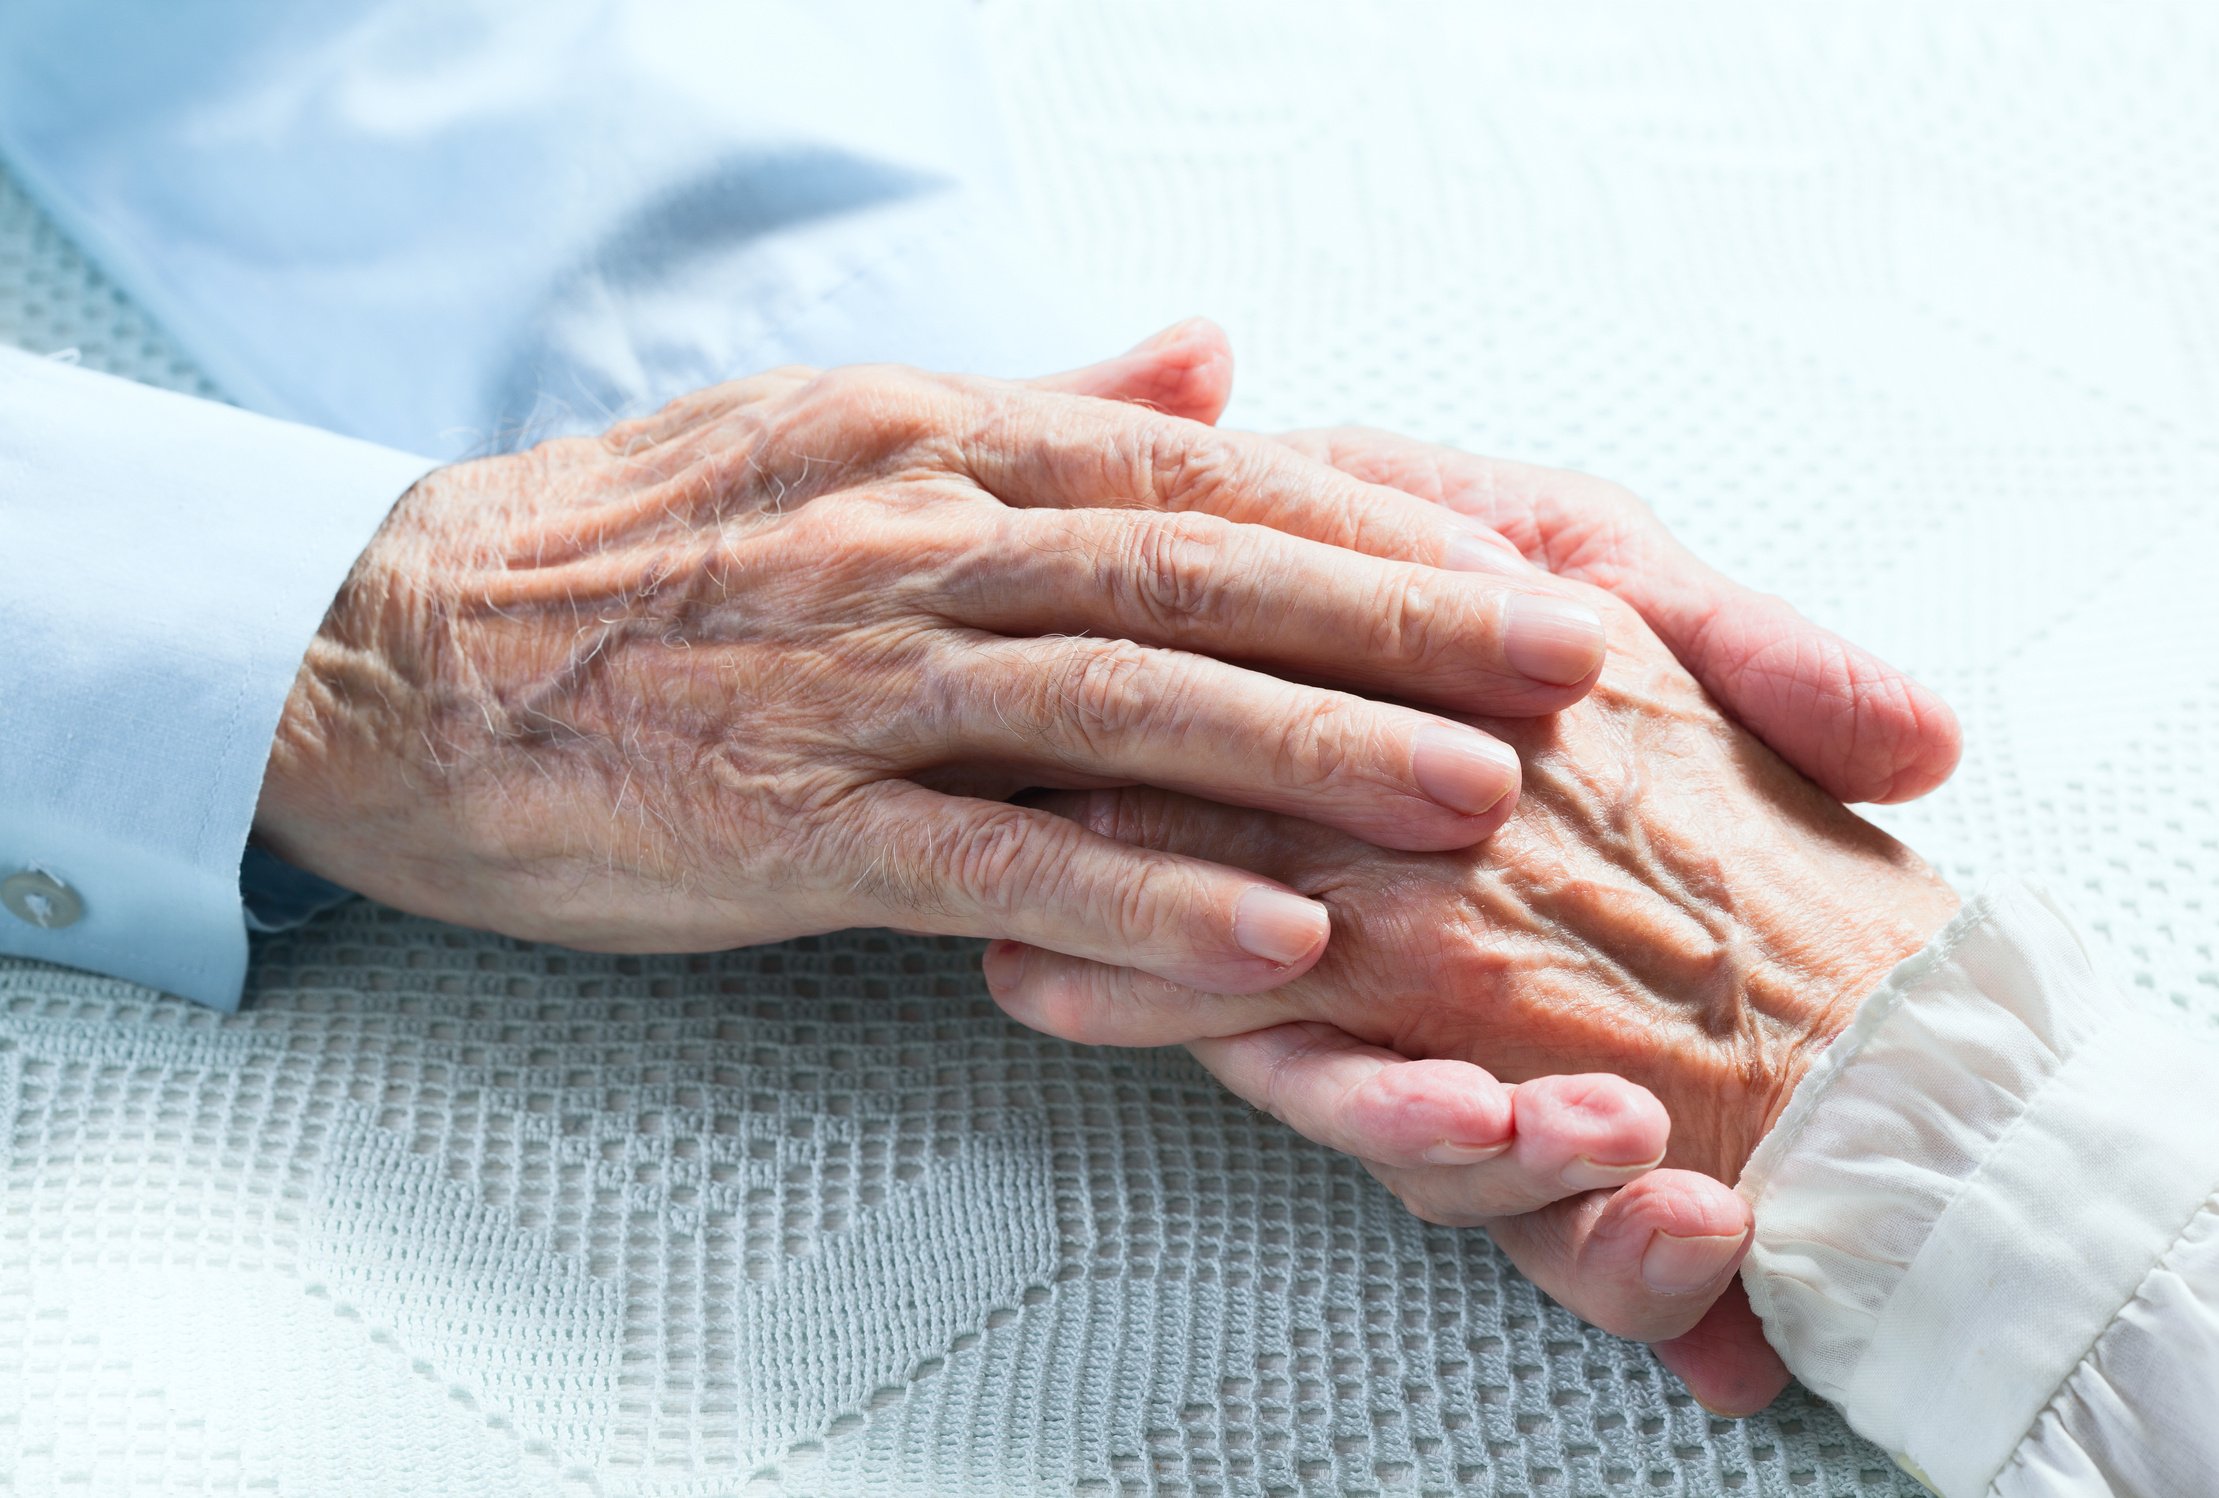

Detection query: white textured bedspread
xmin=4 ymin=5 xmax=2216 ymax=1494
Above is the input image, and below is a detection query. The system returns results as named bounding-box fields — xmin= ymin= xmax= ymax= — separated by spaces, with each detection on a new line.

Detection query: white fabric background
xmin=3 ymin=4 xmax=2215 ymax=1494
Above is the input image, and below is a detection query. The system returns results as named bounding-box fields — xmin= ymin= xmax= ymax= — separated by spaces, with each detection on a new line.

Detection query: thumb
xmin=1651 ymin=1283 xmax=1794 ymax=1417
xmin=1030 ymin=316 xmax=1235 ymax=424
xmin=1274 ymin=428 xmax=1963 ymax=805
xmin=1485 ymin=1171 xmax=1792 ymax=1415
xmin=1640 ymin=564 xmax=1964 ymax=805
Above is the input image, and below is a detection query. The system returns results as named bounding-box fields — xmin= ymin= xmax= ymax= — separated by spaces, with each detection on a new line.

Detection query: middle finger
xmin=951 ymin=506 xmax=1606 ymax=713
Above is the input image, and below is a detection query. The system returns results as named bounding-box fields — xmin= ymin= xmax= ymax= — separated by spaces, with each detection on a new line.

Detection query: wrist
xmin=1731 ymin=872 xmax=1962 ymax=1183
xmin=253 ymin=465 xmax=459 ymax=894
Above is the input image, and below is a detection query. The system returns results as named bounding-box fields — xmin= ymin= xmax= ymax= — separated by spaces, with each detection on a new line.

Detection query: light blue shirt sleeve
xmin=0 ymin=0 xmax=1117 ymax=462
xmin=0 ymin=349 xmax=434 ymax=1009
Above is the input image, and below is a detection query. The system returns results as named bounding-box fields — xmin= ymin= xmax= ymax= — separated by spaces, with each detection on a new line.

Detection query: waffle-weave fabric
xmin=4 ymin=5 xmax=2215 ymax=1494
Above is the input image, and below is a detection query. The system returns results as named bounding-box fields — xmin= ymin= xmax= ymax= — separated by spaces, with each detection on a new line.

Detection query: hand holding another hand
xmin=257 ymin=323 xmax=1967 ymax=1415
xmin=255 ymin=331 xmax=1611 ymax=994
xmin=989 ymin=583 xmax=1959 ymax=1411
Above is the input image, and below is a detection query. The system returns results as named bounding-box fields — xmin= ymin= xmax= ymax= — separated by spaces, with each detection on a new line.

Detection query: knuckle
xmin=1107 ymin=858 xmax=1169 ymax=941
xmin=702 ymin=365 xmax=824 ymax=420
xmin=1330 ymin=495 xmax=1413 ymax=560
xmin=799 ymin=362 xmax=885 ymax=405
xmin=1583 ymin=476 xmax=1649 ymax=519
xmin=1068 ymin=786 xmax=1133 ymax=841
xmin=1255 ymin=1023 xmax=1341 ymax=1126
xmin=1045 ymin=639 xmax=1161 ymax=750
xmin=598 ymin=413 xmax=663 ymax=458
xmin=787 ymin=364 xmax=946 ymax=461
xmin=1543 ymin=474 xmax=1660 ymax=584
xmin=1118 ymin=510 xmax=1238 ymax=627
xmin=1365 ymin=572 xmax=1459 ymax=674
xmin=1357 ymin=1060 xmax=1448 ymax=1124
xmin=1018 ymin=971 xmax=1095 ymax=1041
xmin=1268 ymin=694 xmax=1363 ymax=791
xmin=1142 ymin=422 xmax=1247 ymax=512
xmin=851 ymin=799 xmax=1058 ymax=922
xmin=600 ymin=381 xmax=766 ymax=456
xmin=1017 ymin=964 xmax=1192 ymax=1048
xmin=1074 ymin=786 xmax=1183 ymax=853
xmin=942 ymin=804 xmax=1050 ymax=902
xmin=1122 ymin=791 xmax=1192 ymax=850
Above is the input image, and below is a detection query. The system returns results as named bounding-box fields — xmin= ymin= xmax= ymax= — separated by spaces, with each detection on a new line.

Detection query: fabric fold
xmin=1741 ymin=879 xmax=2219 ymax=1497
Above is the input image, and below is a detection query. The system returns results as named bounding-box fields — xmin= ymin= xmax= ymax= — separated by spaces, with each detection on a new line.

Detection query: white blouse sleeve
xmin=1738 ymin=879 xmax=2219 ymax=1498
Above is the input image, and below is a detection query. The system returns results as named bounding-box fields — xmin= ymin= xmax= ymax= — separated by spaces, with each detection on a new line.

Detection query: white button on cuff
xmin=2 ymin=868 xmax=84 ymax=930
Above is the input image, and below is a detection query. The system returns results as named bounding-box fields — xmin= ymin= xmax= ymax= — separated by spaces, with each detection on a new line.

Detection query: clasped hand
xmin=256 ymin=323 xmax=1963 ymax=1413
xmin=257 ymin=336 xmax=1607 ymax=991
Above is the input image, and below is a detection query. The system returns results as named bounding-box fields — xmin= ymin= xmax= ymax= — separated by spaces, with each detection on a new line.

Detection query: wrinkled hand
xmin=1270 ymin=430 xmax=1964 ymax=1407
xmin=986 ymin=584 xmax=1959 ymax=1410
xmin=255 ymin=335 xmax=1621 ymax=994
xmin=1062 ymin=329 xmax=1963 ymax=810
xmin=1279 ymin=427 xmax=1963 ymax=807
xmin=1069 ymin=329 xmax=1966 ymax=1412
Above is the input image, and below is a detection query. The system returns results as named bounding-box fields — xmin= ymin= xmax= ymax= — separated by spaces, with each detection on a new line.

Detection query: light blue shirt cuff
xmin=0 ymin=349 xmax=434 ymax=1008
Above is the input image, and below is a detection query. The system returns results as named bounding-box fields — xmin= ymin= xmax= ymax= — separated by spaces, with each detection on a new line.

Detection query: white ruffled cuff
xmin=1738 ymin=879 xmax=2219 ymax=1498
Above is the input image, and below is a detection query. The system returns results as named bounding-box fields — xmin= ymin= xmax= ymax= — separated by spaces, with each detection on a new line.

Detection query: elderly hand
xmin=986 ymin=582 xmax=1959 ymax=1409
xmin=1121 ymin=349 xmax=1962 ymax=1411
xmin=1060 ymin=327 xmax=1961 ymax=809
xmin=253 ymin=338 xmax=1617 ymax=993
xmin=1279 ymin=427 xmax=1963 ymax=807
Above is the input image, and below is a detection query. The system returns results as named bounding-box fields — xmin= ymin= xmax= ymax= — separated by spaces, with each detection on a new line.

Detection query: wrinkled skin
xmin=1264 ymin=416 xmax=1962 ymax=1411
xmin=991 ymin=586 xmax=1958 ymax=1168
xmin=1281 ymin=427 xmax=1962 ymax=808
xmin=987 ymin=582 xmax=1959 ymax=1405
xmin=1056 ymin=366 xmax=1960 ymax=1409
xmin=259 ymin=322 xmax=1966 ymax=1415
xmin=256 ymin=349 xmax=1620 ymax=998
xmin=1287 ymin=408 xmax=1961 ymax=1402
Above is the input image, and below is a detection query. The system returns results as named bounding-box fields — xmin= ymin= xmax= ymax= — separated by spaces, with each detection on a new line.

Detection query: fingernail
xmin=1422 ymin=1139 xmax=1512 ymax=1165
xmin=1560 ymin=1151 xmax=1664 ymax=1191
xmin=1442 ymin=532 xmax=1530 ymax=575
xmin=1641 ymin=1231 xmax=1749 ymax=1295
xmin=1410 ymin=726 xmax=1519 ymax=817
xmin=1233 ymin=886 xmax=1329 ymax=967
xmin=980 ymin=939 xmax=1028 ymax=988
xmin=1136 ymin=316 xmax=1206 ymax=352
xmin=1440 ymin=520 xmax=1532 ymax=575
xmin=1503 ymin=595 xmax=1607 ymax=685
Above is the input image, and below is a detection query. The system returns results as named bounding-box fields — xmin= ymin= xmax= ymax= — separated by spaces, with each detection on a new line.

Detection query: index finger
xmin=957 ymin=381 xmax=1535 ymax=574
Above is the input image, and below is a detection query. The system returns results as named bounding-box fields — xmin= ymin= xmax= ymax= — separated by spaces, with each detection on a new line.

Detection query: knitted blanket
xmin=5 ymin=5 xmax=2215 ymax=1493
